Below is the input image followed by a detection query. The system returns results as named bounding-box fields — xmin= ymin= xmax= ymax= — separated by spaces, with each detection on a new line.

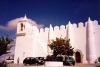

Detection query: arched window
xmin=21 ymin=23 xmax=24 ymax=31
xmin=75 ymin=52 xmax=81 ymax=63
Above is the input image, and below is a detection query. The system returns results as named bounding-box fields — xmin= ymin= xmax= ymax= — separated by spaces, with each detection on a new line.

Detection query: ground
xmin=7 ymin=63 xmax=100 ymax=67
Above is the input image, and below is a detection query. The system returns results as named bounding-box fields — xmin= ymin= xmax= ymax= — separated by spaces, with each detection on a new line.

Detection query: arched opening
xmin=75 ymin=52 xmax=81 ymax=63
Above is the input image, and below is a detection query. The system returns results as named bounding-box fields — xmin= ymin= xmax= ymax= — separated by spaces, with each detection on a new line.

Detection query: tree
xmin=0 ymin=35 xmax=13 ymax=56
xmin=48 ymin=37 xmax=74 ymax=57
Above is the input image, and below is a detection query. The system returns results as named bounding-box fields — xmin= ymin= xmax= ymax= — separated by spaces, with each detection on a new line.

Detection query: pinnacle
xmin=68 ymin=21 xmax=71 ymax=25
xmin=23 ymin=14 xmax=28 ymax=20
xmin=88 ymin=17 xmax=91 ymax=22
xmin=50 ymin=24 xmax=52 ymax=28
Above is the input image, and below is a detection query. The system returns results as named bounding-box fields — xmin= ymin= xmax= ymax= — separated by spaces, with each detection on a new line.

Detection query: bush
xmin=46 ymin=55 xmax=63 ymax=61
xmin=48 ymin=38 xmax=74 ymax=57
xmin=0 ymin=61 xmax=7 ymax=67
xmin=46 ymin=55 xmax=55 ymax=61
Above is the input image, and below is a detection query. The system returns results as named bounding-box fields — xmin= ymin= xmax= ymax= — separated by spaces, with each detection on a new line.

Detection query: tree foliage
xmin=0 ymin=35 xmax=13 ymax=56
xmin=48 ymin=37 xmax=74 ymax=56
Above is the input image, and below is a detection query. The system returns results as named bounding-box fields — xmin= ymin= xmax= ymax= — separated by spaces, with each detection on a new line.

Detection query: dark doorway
xmin=75 ymin=52 xmax=81 ymax=63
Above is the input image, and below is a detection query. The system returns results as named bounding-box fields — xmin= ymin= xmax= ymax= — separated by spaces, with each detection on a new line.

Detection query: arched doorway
xmin=75 ymin=52 xmax=81 ymax=63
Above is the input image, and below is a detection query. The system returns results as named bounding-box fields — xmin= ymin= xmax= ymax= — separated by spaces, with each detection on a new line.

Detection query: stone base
xmin=45 ymin=61 xmax=63 ymax=66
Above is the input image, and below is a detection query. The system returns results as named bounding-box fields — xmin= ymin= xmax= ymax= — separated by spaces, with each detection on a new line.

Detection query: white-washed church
xmin=14 ymin=15 xmax=100 ymax=63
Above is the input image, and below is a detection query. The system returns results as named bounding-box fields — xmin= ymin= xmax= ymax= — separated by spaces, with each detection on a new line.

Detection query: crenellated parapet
xmin=60 ymin=25 xmax=66 ymax=30
xmin=38 ymin=19 xmax=100 ymax=37
xmin=54 ymin=26 xmax=59 ymax=31
xmin=78 ymin=22 xmax=84 ymax=28
xmin=93 ymin=20 xmax=98 ymax=26
xmin=40 ymin=28 xmax=44 ymax=33
xmin=72 ymin=23 xmax=77 ymax=28
xmin=44 ymin=27 xmax=49 ymax=32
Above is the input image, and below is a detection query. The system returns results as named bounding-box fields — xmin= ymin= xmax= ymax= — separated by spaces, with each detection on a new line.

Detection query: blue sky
xmin=0 ymin=0 xmax=100 ymax=39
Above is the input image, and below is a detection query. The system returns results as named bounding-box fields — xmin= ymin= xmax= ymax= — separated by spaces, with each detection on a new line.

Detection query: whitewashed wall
xmin=14 ymin=17 xmax=100 ymax=64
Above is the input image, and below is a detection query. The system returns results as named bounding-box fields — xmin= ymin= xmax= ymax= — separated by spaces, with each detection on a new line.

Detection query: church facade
xmin=14 ymin=16 xmax=100 ymax=63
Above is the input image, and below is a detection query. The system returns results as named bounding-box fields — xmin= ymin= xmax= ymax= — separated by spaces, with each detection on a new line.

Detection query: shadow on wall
xmin=86 ymin=23 xmax=89 ymax=62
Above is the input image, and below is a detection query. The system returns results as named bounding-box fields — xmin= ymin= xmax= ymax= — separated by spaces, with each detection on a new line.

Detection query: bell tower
xmin=14 ymin=15 xmax=33 ymax=63
xmin=16 ymin=15 xmax=32 ymax=37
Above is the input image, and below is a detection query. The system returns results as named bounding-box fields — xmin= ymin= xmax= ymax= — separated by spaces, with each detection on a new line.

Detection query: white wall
xmin=73 ymin=23 xmax=87 ymax=63
xmin=93 ymin=21 xmax=100 ymax=58
xmin=14 ymin=17 xmax=100 ymax=64
xmin=14 ymin=36 xmax=34 ymax=63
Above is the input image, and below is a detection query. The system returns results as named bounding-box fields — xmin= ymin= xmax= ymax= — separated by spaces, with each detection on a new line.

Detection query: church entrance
xmin=75 ymin=52 xmax=81 ymax=63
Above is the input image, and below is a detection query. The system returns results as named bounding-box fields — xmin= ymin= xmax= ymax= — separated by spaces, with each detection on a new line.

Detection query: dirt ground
xmin=7 ymin=63 xmax=100 ymax=67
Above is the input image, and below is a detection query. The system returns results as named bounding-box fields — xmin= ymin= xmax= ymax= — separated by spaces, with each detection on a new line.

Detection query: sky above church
xmin=0 ymin=0 xmax=100 ymax=38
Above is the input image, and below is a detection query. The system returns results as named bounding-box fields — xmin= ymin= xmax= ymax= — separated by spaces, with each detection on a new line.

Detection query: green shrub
xmin=46 ymin=55 xmax=55 ymax=61
xmin=46 ymin=55 xmax=63 ymax=61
